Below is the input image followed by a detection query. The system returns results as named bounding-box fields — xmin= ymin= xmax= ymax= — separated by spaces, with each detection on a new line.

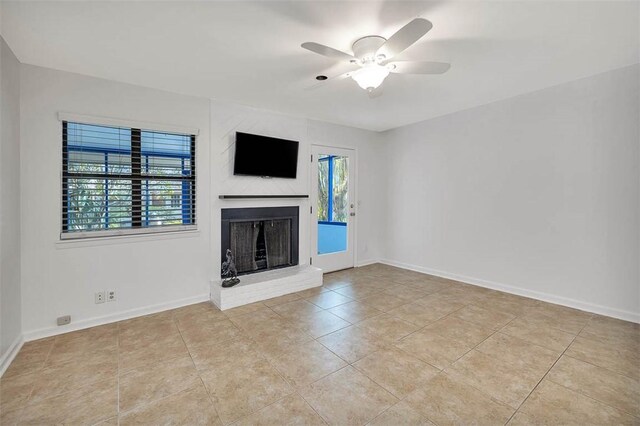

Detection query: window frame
xmin=59 ymin=116 xmax=198 ymax=240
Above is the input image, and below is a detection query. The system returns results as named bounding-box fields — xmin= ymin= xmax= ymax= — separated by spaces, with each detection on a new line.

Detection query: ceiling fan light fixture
xmin=302 ymin=18 xmax=447 ymax=96
xmin=352 ymin=64 xmax=389 ymax=91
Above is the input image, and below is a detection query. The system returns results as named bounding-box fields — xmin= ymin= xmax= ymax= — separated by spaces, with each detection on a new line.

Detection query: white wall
xmin=0 ymin=37 xmax=22 ymax=367
xmin=382 ymin=65 xmax=640 ymax=321
xmin=210 ymin=101 xmax=385 ymax=279
xmin=18 ymin=67 xmax=386 ymax=339
xmin=20 ymin=65 xmax=212 ymax=338
xmin=13 ymin=58 xmax=640 ymax=339
xmin=307 ymin=119 xmax=386 ymax=264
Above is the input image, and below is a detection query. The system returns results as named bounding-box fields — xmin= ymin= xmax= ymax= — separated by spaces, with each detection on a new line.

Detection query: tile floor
xmin=1 ymin=263 xmax=639 ymax=425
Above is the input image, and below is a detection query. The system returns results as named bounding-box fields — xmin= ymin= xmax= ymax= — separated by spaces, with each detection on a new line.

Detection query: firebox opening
xmin=221 ymin=207 xmax=299 ymax=278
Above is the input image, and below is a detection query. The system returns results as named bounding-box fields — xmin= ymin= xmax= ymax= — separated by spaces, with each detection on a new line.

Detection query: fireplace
xmin=221 ymin=207 xmax=299 ymax=277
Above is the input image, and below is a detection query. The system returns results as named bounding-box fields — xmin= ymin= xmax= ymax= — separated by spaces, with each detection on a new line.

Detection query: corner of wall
xmin=0 ymin=335 xmax=24 ymax=377
xmin=0 ymin=35 xmax=24 ymax=371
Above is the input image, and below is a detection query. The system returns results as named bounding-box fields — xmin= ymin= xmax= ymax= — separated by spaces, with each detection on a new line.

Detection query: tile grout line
xmin=543 ymin=375 xmax=640 ymax=420
xmin=228 ymin=328 xmax=325 ymax=424
xmin=502 ymin=314 xmax=595 ymax=424
xmin=330 ymin=268 xmax=638 ymax=423
xmin=392 ymin=303 xmax=469 ymax=342
xmin=391 ymin=307 xmax=531 ymax=422
xmin=560 ymin=332 xmax=640 ymax=376
xmin=539 ymin=315 xmax=640 ymax=419
xmin=292 ymin=389 xmax=330 ymax=426
xmin=174 ymin=309 xmax=229 ymax=425
xmin=134 ymin=290 xmax=410 ymax=422
xmin=116 ymin=321 xmax=120 ymax=425
xmin=10 ymin=338 xmax=57 ymax=424
xmin=11 ymin=329 xmax=122 ymax=424
xmin=223 ymin=302 xmax=330 ymax=425
xmin=250 ymin=293 xmax=408 ymax=424
xmin=495 ymin=323 xmax=573 ymax=355
xmin=442 ymin=306 xmax=596 ymax=423
xmin=348 ymin=358 xmax=404 ymax=402
xmin=560 ymin=352 xmax=639 ymax=382
xmin=311 ymin=285 xmax=506 ymax=421
xmin=7 ymin=266 xmax=636 ymax=425
xmin=122 ymin=309 xmax=229 ymax=422
xmin=437 ymin=328 xmax=505 ymax=395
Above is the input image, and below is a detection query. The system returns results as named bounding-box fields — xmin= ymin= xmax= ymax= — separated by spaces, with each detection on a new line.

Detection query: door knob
xmin=350 ymin=212 xmax=356 ymax=216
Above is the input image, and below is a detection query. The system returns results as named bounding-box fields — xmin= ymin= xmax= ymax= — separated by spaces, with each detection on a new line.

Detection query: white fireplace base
xmin=210 ymin=265 xmax=323 ymax=310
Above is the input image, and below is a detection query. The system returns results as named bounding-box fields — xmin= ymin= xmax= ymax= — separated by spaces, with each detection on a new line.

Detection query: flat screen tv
xmin=233 ymin=132 xmax=299 ymax=179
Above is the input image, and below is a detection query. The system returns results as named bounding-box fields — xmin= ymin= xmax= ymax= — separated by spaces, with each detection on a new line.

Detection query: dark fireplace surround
xmin=221 ymin=207 xmax=299 ymax=277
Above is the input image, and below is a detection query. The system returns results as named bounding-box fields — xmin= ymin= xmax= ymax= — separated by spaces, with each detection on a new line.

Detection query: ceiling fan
xmin=302 ymin=18 xmax=450 ymax=96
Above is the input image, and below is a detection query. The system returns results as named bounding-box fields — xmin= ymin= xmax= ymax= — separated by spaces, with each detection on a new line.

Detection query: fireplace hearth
xmin=221 ymin=207 xmax=299 ymax=277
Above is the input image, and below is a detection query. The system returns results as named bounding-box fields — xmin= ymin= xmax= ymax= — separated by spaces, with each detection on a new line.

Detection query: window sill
xmin=56 ymin=228 xmax=200 ymax=249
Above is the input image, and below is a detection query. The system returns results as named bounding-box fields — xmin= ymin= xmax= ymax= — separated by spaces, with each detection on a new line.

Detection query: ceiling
xmin=2 ymin=1 xmax=638 ymax=132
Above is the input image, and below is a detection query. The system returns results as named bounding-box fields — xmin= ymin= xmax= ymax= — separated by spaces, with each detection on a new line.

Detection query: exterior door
xmin=310 ymin=145 xmax=356 ymax=272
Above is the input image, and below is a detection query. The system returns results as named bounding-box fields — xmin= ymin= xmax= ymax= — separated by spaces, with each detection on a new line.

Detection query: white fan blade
xmin=304 ymin=70 xmax=355 ymax=91
xmin=376 ymin=18 xmax=433 ymax=60
xmin=387 ymin=61 xmax=450 ymax=74
xmin=301 ymin=42 xmax=356 ymax=62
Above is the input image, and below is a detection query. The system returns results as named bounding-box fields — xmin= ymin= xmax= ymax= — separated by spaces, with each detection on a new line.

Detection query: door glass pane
xmin=332 ymin=156 xmax=349 ymax=222
xmin=317 ymin=154 xmax=348 ymax=255
xmin=317 ymin=157 xmax=329 ymax=222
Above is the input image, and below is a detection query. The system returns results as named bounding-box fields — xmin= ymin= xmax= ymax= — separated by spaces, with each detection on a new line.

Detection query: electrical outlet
xmin=106 ymin=290 xmax=116 ymax=302
xmin=95 ymin=291 xmax=105 ymax=304
xmin=57 ymin=315 xmax=71 ymax=326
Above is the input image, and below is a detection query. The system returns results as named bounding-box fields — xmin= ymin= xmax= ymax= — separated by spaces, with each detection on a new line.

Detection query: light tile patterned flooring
xmin=2 ymin=263 xmax=639 ymax=425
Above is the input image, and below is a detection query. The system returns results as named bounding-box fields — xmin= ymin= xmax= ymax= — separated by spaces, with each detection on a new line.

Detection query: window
xmin=317 ymin=154 xmax=349 ymax=223
xmin=62 ymin=121 xmax=196 ymax=238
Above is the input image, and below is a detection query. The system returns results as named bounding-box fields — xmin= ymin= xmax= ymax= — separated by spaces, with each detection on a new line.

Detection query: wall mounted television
xmin=233 ymin=132 xmax=299 ymax=179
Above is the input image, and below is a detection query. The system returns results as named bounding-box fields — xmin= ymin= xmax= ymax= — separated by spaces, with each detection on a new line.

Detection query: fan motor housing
xmin=352 ymin=36 xmax=386 ymax=61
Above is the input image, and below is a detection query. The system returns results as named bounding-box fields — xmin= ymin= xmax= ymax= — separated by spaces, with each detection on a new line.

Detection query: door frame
xmin=309 ymin=144 xmax=357 ymax=272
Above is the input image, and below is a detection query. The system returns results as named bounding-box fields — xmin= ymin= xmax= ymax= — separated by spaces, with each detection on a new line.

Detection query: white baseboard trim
xmin=0 ymin=335 xmax=24 ymax=377
xmin=22 ymin=294 xmax=210 ymax=342
xmin=380 ymin=259 xmax=640 ymax=324
xmin=356 ymin=258 xmax=379 ymax=267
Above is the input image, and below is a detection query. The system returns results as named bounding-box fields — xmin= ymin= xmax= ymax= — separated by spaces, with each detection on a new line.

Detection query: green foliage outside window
xmin=64 ymin=122 xmax=194 ymax=234
xmin=317 ymin=159 xmax=329 ymax=221
xmin=332 ymin=156 xmax=348 ymax=222
xmin=316 ymin=155 xmax=348 ymax=223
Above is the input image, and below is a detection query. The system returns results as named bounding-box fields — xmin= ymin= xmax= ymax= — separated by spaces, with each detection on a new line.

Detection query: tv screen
xmin=233 ymin=132 xmax=299 ymax=179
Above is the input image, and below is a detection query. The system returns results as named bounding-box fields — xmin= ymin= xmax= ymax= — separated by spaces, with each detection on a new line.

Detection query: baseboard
xmin=380 ymin=259 xmax=640 ymax=324
xmin=22 ymin=294 xmax=210 ymax=342
xmin=0 ymin=335 xmax=24 ymax=377
xmin=356 ymin=258 xmax=379 ymax=267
